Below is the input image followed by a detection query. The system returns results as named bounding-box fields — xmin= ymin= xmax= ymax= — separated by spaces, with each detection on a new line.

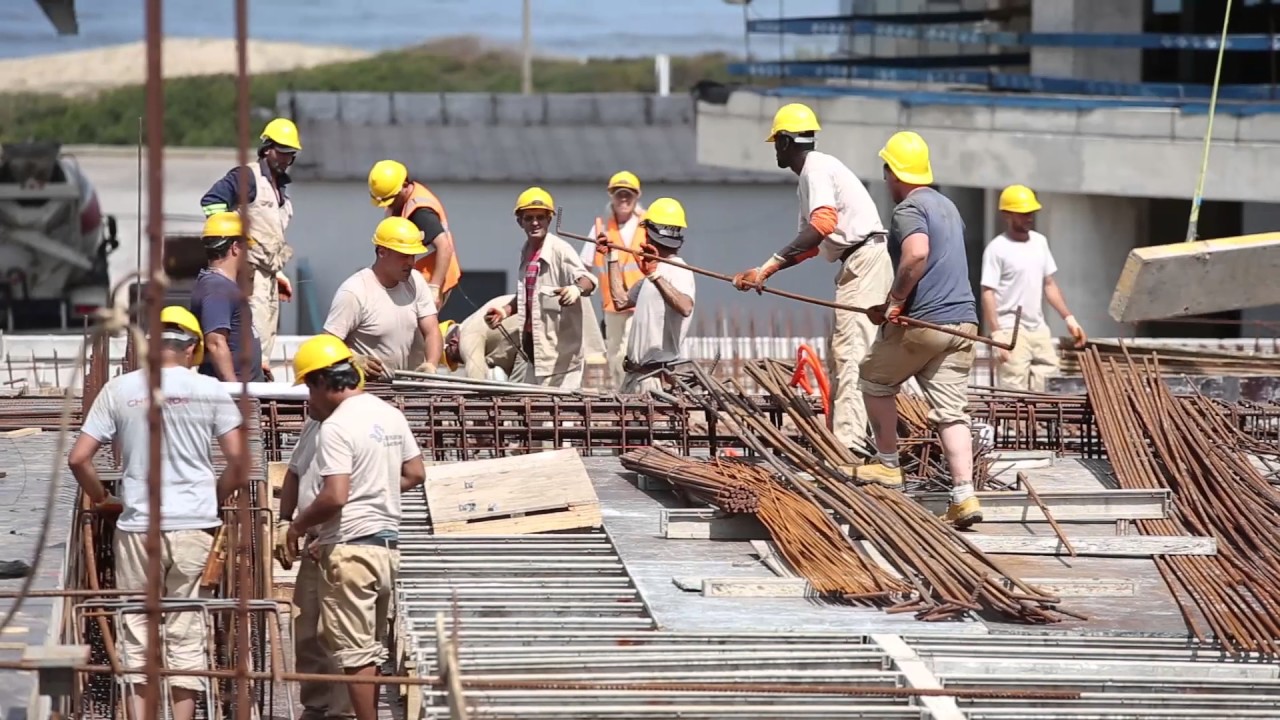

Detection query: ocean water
xmin=3 ymin=0 xmax=839 ymax=60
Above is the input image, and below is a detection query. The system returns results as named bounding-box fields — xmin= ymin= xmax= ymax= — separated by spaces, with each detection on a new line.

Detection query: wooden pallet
xmin=425 ymin=448 xmax=602 ymax=535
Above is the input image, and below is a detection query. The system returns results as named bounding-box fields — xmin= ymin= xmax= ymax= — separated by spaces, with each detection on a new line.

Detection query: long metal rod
xmin=142 ymin=0 xmax=166 ymax=714
xmin=554 ymin=209 xmax=1021 ymax=350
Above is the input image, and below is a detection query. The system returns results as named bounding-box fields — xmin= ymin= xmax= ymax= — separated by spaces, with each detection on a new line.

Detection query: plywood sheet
xmin=426 ymin=449 xmax=601 ymax=535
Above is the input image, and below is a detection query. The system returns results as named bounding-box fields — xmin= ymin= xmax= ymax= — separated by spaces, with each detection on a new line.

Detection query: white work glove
xmin=276 ymin=273 xmax=293 ymax=302
xmin=414 ymin=361 xmax=437 ymax=374
xmin=971 ymin=421 xmax=995 ymax=456
xmin=1064 ymin=315 xmax=1087 ymax=348
xmin=556 ymin=285 xmax=582 ymax=306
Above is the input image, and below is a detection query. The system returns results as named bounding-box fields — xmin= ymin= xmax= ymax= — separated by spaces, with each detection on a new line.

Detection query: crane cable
xmin=1185 ymin=0 xmax=1235 ymax=242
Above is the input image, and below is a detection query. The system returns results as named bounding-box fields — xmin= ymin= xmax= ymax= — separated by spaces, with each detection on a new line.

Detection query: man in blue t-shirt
xmin=856 ymin=131 xmax=983 ymax=529
xmin=189 ymin=212 xmax=265 ymax=383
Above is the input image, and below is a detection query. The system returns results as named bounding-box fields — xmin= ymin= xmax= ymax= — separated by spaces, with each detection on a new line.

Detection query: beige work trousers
xmin=993 ymin=325 xmax=1059 ymax=392
xmin=511 ymin=353 xmax=584 ymax=390
xmin=250 ymin=265 xmax=279 ymax=360
xmin=828 ymin=243 xmax=894 ymax=450
xmin=604 ymin=311 xmax=634 ymax=390
xmin=113 ymin=529 xmax=214 ymax=693
xmin=317 ymin=543 xmax=398 ymax=669
xmin=294 ymin=554 xmax=353 ymax=719
xmin=861 ymin=323 xmax=978 ymax=428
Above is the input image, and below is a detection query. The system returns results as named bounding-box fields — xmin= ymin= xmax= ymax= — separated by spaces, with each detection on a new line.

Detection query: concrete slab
xmin=0 ymin=432 xmax=82 ymax=719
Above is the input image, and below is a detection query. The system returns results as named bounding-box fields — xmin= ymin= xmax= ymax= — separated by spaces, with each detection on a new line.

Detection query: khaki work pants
xmin=113 ymin=529 xmax=214 ymax=693
xmin=511 ymin=352 xmax=584 ymax=390
xmin=829 ymin=243 xmax=894 ymax=450
xmin=294 ymin=554 xmax=353 ymax=719
xmin=604 ymin=311 xmax=634 ymax=390
xmin=250 ymin=265 xmax=279 ymax=360
xmin=317 ymin=543 xmax=398 ymax=670
xmin=860 ymin=323 xmax=978 ymax=428
xmin=993 ymin=325 xmax=1059 ymax=393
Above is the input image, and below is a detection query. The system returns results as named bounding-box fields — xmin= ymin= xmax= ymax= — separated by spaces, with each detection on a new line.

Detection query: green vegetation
xmin=0 ymin=40 xmax=734 ymax=146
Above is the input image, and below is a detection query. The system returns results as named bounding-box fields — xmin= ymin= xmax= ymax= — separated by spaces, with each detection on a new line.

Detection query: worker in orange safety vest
xmin=367 ymin=160 xmax=461 ymax=310
xmin=579 ymin=171 xmax=647 ymax=389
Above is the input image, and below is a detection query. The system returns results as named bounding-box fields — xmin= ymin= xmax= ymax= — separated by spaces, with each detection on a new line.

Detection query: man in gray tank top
xmin=855 ymin=131 xmax=984 ymax=530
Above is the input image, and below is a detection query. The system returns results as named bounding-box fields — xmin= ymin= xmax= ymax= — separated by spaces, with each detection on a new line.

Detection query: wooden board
xmin=964 ymin=534 xmax=1216 ymax=557
xmin=910 ymin=488 xmax=1170 ymax=522
xmin=425 ymin=449 xmax=602 ymax=536
xmin=0 ymin=428 xmax=41 ymax=439
xmin=267 ymin=461 xmax=289 ymax=494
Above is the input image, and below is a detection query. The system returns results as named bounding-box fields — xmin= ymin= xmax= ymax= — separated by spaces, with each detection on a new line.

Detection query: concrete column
xmin=1036 ymin=192 xmax=1146 ymax=339
xmin=1030 ymin=0 xmax=1144 ymax=83
xmin=1240 ymin=202 xmax=1280 ymax=336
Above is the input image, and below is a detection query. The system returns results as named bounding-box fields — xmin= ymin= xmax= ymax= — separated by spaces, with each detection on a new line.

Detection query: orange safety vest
xmin=396 ymin=181 xmax=462 ymax=294
xmin=592 ymin=215 xmax=645 ymax=314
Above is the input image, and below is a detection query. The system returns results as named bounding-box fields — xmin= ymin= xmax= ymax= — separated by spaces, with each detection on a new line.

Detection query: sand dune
xmin=0 ymin=38 xmax=372 ymax=96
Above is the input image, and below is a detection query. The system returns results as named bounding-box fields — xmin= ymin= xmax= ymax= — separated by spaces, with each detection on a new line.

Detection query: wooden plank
xmin=0 ymin=428 xmax=41 ymax=438
xmin=267 ymin=461 xmax=289 ymax=494
xmin=661 ymin=508 xmax=848 ymax=540
xmin=1012 ymin=577 xmax=1136 ymax=598
xmin=680 ymin=576 xmax=814 ymax=598
xmin=425 ymin=449 xmax=601 ymax=535
xmin=909 ymin=488 xmax=1169 ymax=522
xmin=988 ymin=450 xmax=1054 ymax=472
xmin=967 ymin=534 xmax=1216 ymax=557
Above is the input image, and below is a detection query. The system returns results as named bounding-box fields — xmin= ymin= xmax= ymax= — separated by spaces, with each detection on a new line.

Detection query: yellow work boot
xmin=854 ymin=461 xmax=904 ymax=489
xmin=944 ymin=496 xmax=983 ymax=530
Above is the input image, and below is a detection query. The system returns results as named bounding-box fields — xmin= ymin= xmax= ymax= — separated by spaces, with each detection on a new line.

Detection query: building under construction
xmin=6 ymin=1 xmax=1280 ymax=719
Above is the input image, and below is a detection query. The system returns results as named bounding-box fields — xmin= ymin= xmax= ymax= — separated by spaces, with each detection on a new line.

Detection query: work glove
xmin=556 ymin=285 xmax=582 ymax=307
xmin=273 ymin=521 xmax=297 ymax=571
xmin=593 ymin=219 xmax=611 ymax=254
xmin=867 ymin=295 xmax=906 ymax=326
xmin=485 ymin=306 xmax=511 ymax=329
xmin=276 ymin=273 xmax=293 ymax=302
xmin=350 ymin=353 xmax=389 ymax=381
xmin=637 ymin=243 xmax=660 ymax=277
xmin=1065 ymin=315 xmax=1087 ymax=348
xmin=414 ymin=361 xmax=437 ymax=374
xmin=732 ymin=256 xmax=783 ymax=294
xmin=427 ymin=284 xmax=441 ymax=306
xmin=91 ymin=493 xmax=123 ymax=515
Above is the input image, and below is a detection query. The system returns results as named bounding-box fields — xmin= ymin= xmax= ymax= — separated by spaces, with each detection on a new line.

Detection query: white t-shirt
xmin=81 ymin=367 xmax=243 ymax=533
xmin=980 ymin=231 xmax=1058 ymax=331
xmin=797 ymin=151 xmax=886 ymax=263
xmin=289 ymin=417 xmax=323 ymax=527
xmin=624 ymin=257 xmax=696 ymax=366
xmin=579 ymin=214 xmax=642 ymax=265
xmin=312 ymin=393 xmax=422 ymax=545
xmin=323 ymin=267 xmax=438 ymax=373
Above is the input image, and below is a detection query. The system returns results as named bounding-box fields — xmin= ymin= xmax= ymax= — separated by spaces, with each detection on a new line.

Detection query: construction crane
xmin=33 ymin=0 xmax=78 ymax=35
xmin=1109 ymin=232 xmax=1280 ymax=323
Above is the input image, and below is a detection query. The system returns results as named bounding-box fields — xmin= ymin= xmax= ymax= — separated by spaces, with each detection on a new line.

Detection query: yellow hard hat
xmin=879 ymin=131 xmax=934 ymax=186
xmin=607 ymin=171 xmax=641 ymax=193
xmin=372 ymin=216 xmax=428 ymax=255
xmin=202 ymin=211 xmax=243 ymax=238
xmin=260 ymin=118 xmax=302 ymax=151
xmin=644 ymin=197 xmax=687 ymax=229
xmin=368 ymin=160 xmax=409 ymax=208
xmin=439 ymin=320 xmax=458 ymax=371
xmin=159 ymin=305 xmax=204 ymax=365
xmin=767 ymin=103 xmax=821 ymax=142
xmin=513 ymin=187 xmax=555 ymax=215
xmin=293 ymin=334 xmax=359 ymax=386
xmin=998 ymin=184 xmax=1042 ymax=214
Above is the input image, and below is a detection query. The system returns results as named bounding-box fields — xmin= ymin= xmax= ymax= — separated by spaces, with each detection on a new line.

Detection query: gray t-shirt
xmin=312 ymin=393 xmax=422 ymax=545
xmin=81 ymin=367 xmax=243 ymax=533
xmin=887 ymin=187 xmax=977 ymax=326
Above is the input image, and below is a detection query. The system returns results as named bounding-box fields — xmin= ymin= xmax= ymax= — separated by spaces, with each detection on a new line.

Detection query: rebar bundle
xmin=670 ymin=359 xmax=1075 ymax=623
xmin=1080 ymin=346 xmax=1280 ymax=655
xmin=621 ymin=447 xmax=909 ymax=600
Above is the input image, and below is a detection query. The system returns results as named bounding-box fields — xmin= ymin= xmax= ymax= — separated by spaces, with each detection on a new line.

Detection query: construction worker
xmin=68 ymin=306 xmax=247 ymax=720
xmin=485 ymin=187 xmax=602 ymax=389
xmin=595 ymin=198 xmax=696 ymax=395
xmin=277 ymin=409 xmax=353 ymax=720
xmin=190 ymin=212 xmax=263 ymax=382
xmin=731 ymin=102 xmax=893 ymax=454
xmin=200 ymin=117 xmax=300 ymax=365
xmin=856 ymin=131 xmax=983 ymax=528
xmin=367 ymin=160 xmax=460 ymax=309
xmin=580 ymin=171 xmax=647 ymax=389
xmin=439 ymin=294 xmax=523 ymax=380
xmin=323 ymin=216 xmax=443 ymax=381
xmin=981 ymin=185 xmax=1088 ymax=391
xmin=282 ymin=334 xmax=426 ymax=720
